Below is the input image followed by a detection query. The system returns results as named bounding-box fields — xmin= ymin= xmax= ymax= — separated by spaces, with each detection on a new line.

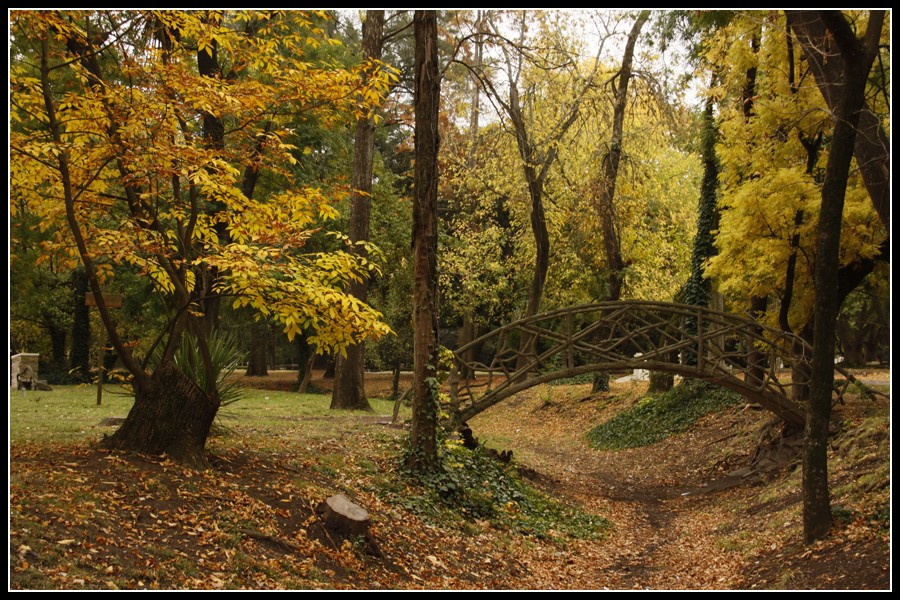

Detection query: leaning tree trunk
xmin=595 ymin=11 xmax=649 ymax=303
xmin=786 ymin=9 xmax=885 ymax=544
xmin=294 ymin=333 xmax=315 ymax=393
xmin=102 ymin=362 xmax=220 ymax=469
xmin=514 ymin=173 xmax=551 ymax=372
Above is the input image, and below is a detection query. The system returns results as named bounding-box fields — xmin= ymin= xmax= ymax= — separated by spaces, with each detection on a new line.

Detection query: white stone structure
xmin=11 ymin=353 xmax=40 ymax=388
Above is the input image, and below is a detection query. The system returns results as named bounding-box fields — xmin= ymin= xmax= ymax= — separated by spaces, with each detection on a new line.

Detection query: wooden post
xmin=449 ymin=360 xmax=459 ymax=414
xmin=697 ymin=310 xmax=704 ymax=372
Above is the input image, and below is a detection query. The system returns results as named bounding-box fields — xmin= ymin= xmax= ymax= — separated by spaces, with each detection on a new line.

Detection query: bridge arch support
xmin=449 ymin=302 xmax=853 ymax=428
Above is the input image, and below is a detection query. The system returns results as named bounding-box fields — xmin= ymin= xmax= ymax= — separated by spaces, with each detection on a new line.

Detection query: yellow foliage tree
xmin=703 ymin=12 xmax=887 ymax=336
xmin=9 ymin=10 xmax=393 ymax=467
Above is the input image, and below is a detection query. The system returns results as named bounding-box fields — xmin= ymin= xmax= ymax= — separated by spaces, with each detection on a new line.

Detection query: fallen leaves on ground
xmin=9 ymin=375 xmax=890 ymax=590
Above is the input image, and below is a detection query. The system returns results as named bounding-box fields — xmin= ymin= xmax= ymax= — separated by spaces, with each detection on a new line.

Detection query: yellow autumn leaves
xmin=10 ymin=10 xmax=395 ymax=354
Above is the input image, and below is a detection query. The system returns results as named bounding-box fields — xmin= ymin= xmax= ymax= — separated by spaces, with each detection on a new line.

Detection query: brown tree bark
xmin=331 ymin=10 xmax=385 ymax=411
xmin=786 ymin=9 xmax=885 ymax=544
xmin=196 ymin=18 xmax=227 ymax=335
xmin=787 ymin=12 xmax=890 ymax=231
xmin=45 ymin=20 xmax=223 ymax=467
xmin=592 ymin=12 xmax=648 ymax=388
xmin=594 ymin=11 xmax=649 ymax=302
xmin=746 ymin=295 xmax=769 ymax=388
xmin=69 ymin=268 xmax=92 ymax=381
xmin=245 ymin=320 xmax=269 ymax=377
xmin=406 ymin=10 xmax=441 ymax=473
xmin=47 ymin=323 xmax=67 ymax=375
xmin=102 ymin=362 xmax=219 ymax=469
xmin=779 ymin=32 xmax=823 ymax=406
xmin=736 ymin=29 xmax=770 ymax=390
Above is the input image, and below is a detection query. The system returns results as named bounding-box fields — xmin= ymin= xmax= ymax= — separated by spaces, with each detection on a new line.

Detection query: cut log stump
xmin=316 ymin=494 xmax=382 ymax=556
xmin=317 ymin=494 xmax=370 ymax=537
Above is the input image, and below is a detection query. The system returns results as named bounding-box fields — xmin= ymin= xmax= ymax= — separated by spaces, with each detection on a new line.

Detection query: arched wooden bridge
xmin=448 ymin=301 xmax=858 ymax=428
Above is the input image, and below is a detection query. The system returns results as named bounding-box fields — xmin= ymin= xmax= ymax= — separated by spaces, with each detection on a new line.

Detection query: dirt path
xmin=468 ymin=381 xmax=890 ymax=590
xmin=514 ymin=453 xmax=740 ymax=586
xmin=234 ymin=369 xmax=889 ymax=589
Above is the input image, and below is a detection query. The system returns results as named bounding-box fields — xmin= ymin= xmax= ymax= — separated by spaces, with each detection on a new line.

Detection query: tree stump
xmin=317 ymin=494 xmax=370 ymax=538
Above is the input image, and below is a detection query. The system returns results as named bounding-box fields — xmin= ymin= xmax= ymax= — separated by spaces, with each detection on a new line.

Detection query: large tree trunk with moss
xmin=406 ymin=10 xmax=441 ymax=473
xmin=331 ymin=10 xmax=385 ymax=411
xmin=102 ymin=362 xmax=220 ymax=469
xmin=683 ymin=82 xmax=721 ymax=368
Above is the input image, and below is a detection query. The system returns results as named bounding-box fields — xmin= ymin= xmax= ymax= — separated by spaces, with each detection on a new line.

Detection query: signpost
xmin=85 ymin=292 xmax=124 ymax=405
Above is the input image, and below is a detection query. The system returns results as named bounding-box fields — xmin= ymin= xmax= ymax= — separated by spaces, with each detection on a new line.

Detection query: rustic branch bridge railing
xmin=449 ymin=301 xmax=858 ymax=428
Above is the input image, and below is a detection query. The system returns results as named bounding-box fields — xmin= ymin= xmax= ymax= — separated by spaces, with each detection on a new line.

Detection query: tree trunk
xmin=516 ymin=174 xmax=550 ymax=370
xmin=591 ymin=12 xmax=648 ymax=381
xmin=102 ymin=343 xmax=118 ymax=383
xmin=322 ymin=357 xmax=336 ymax=379
xmin=595 ymin=11 xmax=649 ymax=302
xmin=407 ymin=10 xmax=441 ymax=473
xmin=648 ymin=371 xmax=674 ymax=394
xmin=332 ymin=353 xmax=369 ymax=410
xmin=294 ymin=334 xmax=314 ymax=393
xmin=746 ymin=295 xmax=769 ymax=387
xmin=591 ymin=372 xmax=610 ymax=393
xmin=791 ymin=339 xmax=812 ymax=403
xmin=391 ymin=362 xmax=402 ymax=400
xmin=684 ymin=82 xmax=720 ymax=368
xmin=786 ymin=9 xmax=885 ymax=544
xmin=47 ymin=323 xmax=67 ymax=374
xmin=102 ymin=362 xmax=219 ymax=469
xmin=69 ymin=268 xmax=91 ymax=381
xmin=197 ymin=26 xmax=227 ymax=336
xmin=457 ymin=315 xmax=476 ymax=380
xmin=739 ymin=29 xmax=769 ymax=390
xmin=296 ymin=355 xmax=316 ymax=394
xmin=787 ymin=13 xmax=890 ymax=231
xmin=331 ymin=10 xmax=384 ymax=412
xmin=456 ymin=13 xmax=483 ymax=383
xmin=245 ymin=320 xmax=269 ymax=376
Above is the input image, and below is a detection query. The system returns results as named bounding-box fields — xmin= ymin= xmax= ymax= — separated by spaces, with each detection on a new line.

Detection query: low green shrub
xmin=396 ymin=438 xmax=608 ymax=542
xmin=587 ymin=379 xmax=742 ymax=450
